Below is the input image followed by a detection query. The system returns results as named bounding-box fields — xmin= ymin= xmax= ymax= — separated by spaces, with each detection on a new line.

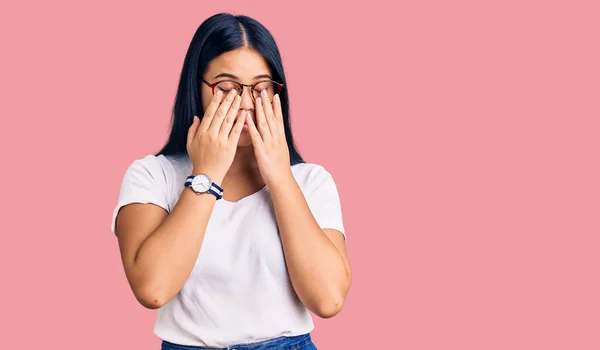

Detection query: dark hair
xmin=156 ymin=13 xmax=305 ymax=165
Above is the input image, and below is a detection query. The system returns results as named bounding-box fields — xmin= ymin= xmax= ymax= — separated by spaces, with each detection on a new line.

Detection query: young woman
xmin=111 ymin=13 xmax=351 ymax=350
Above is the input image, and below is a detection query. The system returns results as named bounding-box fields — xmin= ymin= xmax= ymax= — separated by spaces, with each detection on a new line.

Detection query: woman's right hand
xmin=186 ymin=89 xmax=247 ymax=183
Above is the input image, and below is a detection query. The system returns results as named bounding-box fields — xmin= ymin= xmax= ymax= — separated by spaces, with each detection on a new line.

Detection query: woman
xmin=111 ymin=13 xmax=351 ymax=350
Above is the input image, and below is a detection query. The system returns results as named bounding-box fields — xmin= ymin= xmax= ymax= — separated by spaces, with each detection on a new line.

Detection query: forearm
xmin=134 ymin=174 xmax=222 ymax=305
xmin=270 ymin=172 xmax=350 ymax=316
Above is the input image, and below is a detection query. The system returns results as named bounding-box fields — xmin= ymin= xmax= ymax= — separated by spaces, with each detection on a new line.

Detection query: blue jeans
xmin=160 ymin=333 xmax=317 ymax=350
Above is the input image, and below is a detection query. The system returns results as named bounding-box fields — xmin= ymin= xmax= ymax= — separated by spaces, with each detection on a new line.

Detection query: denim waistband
xmin=161 ymin=333 xmax=313 ymax=350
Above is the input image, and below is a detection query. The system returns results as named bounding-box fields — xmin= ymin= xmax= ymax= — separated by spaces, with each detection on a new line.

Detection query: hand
xmin=187 ymin=89 xmax=246 ymax=183
xmin=245 ymin=90 xmax=292 ymax=187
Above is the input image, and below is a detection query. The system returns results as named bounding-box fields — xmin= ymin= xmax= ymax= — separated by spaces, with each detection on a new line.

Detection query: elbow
xmin=135 ymin=285 xmax=168 ymax=310
xmin=312 ymin=297 xmax=345 ymax=319
xmin=138 ymin=295 xmax=166 ymax=310
xmin=308 ymin=277 xmax=351 ymax=319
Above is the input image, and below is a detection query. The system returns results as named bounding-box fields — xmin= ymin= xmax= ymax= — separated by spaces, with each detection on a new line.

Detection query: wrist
xmin=267 ymin=170 xmax=295 ymax=192
xmin=192 ymin=168 xmax=224 ymax=185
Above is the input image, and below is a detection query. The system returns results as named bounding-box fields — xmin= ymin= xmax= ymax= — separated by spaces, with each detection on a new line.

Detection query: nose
xmin=239 ymin=87 xmax=254 ymax=112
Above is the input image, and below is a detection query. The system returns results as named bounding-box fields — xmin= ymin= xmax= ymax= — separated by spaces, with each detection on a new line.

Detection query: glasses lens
xmin=215 ymin=81 xmax=242 ymax=97
xmin=253 ymin=81 xmax=276 ymax=101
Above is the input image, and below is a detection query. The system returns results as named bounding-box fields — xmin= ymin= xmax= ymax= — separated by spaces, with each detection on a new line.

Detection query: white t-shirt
xmin=110 ymin=153 xmax=346 ymax=347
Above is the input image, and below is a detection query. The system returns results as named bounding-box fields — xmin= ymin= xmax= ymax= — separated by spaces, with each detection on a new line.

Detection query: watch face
xmin=191 ymin=174 xmax=211 ymax=193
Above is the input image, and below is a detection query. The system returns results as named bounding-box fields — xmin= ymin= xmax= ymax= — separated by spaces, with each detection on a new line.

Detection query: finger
xmin=255 ymin=96 xmax=271 ymax=141
xmin=272 ymin=93 xmax=284 ymax=131
xmin=245 ymin=112 xmax=264 ymax=149
xmin=208 ymin=89 xmax=239 ymax=134
xmin=228 ymin=110 xmax=246 ymax=142
xmin=261 ymin=89 xmax=276 ymax=126
xmin=198 ymin=90 xmax=224 ymax=133
xmin=187 ymin=115 xmax=200 ymax=147
xmin=219 ymin=92 xmax=242 ymax=136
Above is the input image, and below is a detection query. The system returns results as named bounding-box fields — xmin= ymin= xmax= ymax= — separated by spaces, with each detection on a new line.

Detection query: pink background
xmin=1 ymin=0 xmax=599 ymax=349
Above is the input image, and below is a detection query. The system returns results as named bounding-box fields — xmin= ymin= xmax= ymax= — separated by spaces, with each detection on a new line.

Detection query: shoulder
xmin=156 ymin=152 xmax=191 ymax=176
xmin=291 ymin=161 xmax=329 ymax=179
xmin=125 ymin=153 xmax=191 ymax=184
xmin=291 ymin=162 xmax=336 ymax=191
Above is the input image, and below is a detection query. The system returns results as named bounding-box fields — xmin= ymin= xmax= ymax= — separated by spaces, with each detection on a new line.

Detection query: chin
xmin=237 ymin=134 xmax=253 ymax=147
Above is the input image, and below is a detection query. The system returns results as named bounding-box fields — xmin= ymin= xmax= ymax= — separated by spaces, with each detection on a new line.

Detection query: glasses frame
xmin=202 ymin=78 xmax=285 ymax=101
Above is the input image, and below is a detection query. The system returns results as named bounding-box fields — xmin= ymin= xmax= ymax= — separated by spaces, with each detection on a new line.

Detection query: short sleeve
xmin=305 ymin=165 xmax=346 ymax=240
xmin=111 ymin=155 xmax=170 ymax=235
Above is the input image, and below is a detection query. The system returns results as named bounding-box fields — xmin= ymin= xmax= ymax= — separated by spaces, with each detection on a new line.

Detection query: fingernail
xmin=257 ymin=97 xmax=262 ymax=104
xmin=275 ymin=94 xmax=279 ymax=101
xmin=261 ymin=90 xmax=267 ymax=97
xmin=216 ymin=90 xmax=222 ymax=97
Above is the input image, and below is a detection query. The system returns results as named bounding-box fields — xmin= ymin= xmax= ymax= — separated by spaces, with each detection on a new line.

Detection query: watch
xmin=184 ymin=173 xmax=224 ymax=200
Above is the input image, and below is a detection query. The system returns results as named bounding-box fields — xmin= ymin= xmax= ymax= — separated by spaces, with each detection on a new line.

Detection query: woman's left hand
xmin=245 ymin=89 xmax=292 ymax=187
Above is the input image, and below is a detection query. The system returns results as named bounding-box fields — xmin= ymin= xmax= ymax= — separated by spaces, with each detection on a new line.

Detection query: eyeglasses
xmin=202 ymin=78 xmax=284 ymax=102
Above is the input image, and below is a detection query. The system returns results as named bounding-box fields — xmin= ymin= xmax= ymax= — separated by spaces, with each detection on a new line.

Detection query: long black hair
xmin=156 ymin=13 xmax=305 ymax=165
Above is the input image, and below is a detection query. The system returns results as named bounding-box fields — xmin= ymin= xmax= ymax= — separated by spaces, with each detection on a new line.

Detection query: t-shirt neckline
xmin=220 ymin=184 xmax=269 ymax=205
xmin=185 ymin=154 xmax=270 ymax=205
